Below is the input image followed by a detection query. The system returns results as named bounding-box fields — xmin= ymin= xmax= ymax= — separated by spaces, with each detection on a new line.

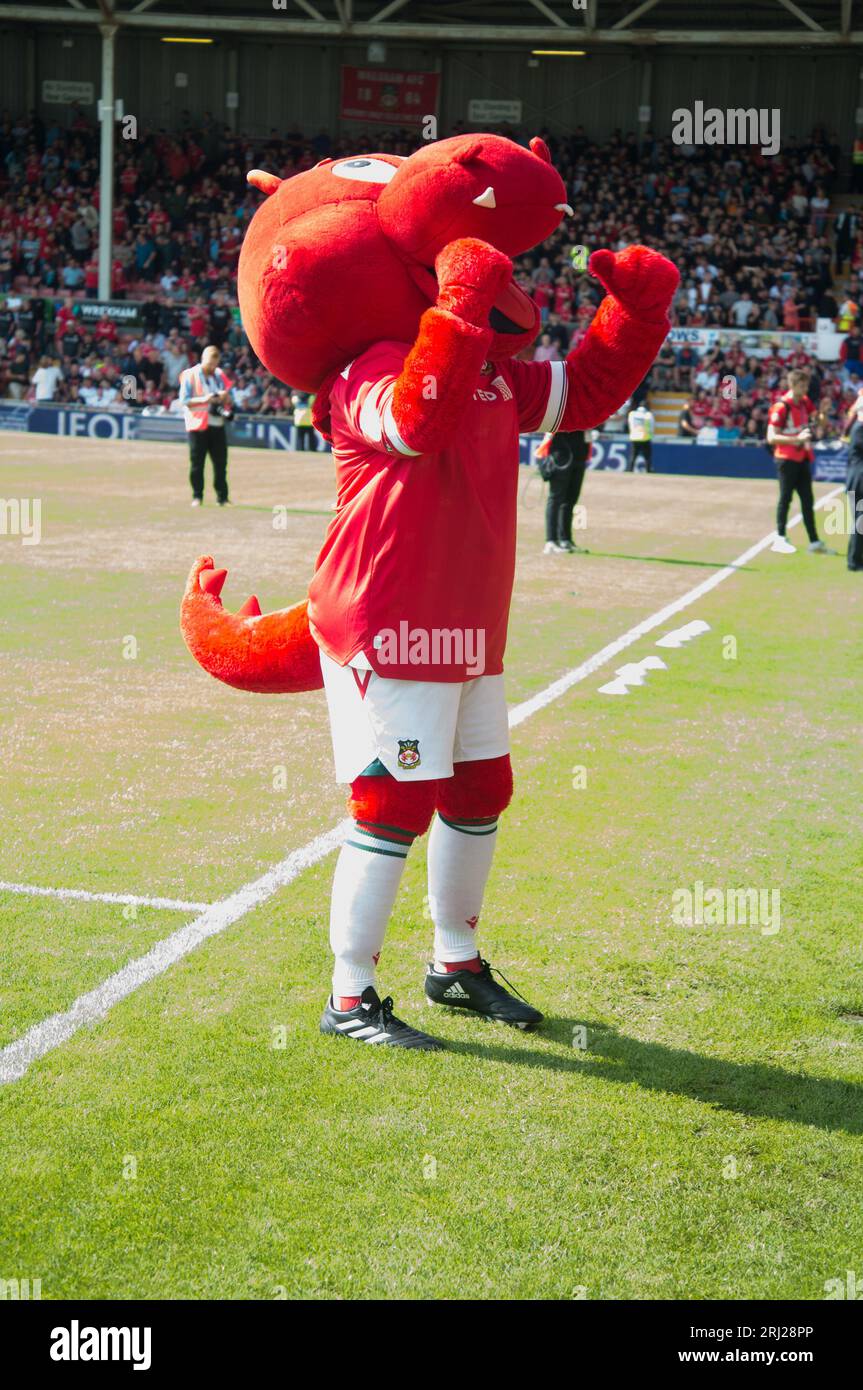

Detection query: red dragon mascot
xmin=180 ymin=134 xmax=679 ymax=1050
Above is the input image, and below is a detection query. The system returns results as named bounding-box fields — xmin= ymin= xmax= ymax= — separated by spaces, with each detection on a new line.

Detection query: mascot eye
xmin=331 ymin=158 xmax=398 ymax=184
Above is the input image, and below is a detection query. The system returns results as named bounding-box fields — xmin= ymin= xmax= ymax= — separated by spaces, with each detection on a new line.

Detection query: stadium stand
xmin=0 ymin=109 xmax=859 ymax=440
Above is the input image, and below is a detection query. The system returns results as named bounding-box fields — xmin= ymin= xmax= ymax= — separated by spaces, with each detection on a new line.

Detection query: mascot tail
xmin=180 ymin=554 xmax=324 ymax=694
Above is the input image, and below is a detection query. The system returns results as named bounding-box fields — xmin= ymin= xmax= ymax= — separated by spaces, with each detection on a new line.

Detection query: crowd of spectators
xmin=668 ymin=344 xmax=855 ymax=443
xmin=1 ymin=107 xmax=861 ymax=439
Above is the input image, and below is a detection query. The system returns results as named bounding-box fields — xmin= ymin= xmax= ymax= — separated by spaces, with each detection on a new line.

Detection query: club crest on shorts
xmin=397 ymin=738 xmax=421 ymax=770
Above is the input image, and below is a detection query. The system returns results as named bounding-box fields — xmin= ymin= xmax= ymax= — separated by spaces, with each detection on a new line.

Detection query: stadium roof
xmin=1 ymin=0 xmax=861 ymax=46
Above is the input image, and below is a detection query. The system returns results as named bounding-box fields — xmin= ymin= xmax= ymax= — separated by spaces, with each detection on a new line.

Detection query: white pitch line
xmin=0 ymin=881 xmax=209 ymax=913
xmin=0 ymin=487 xmax=845 ymax=1085
xmin=0 ymin=821 xmax=351 ymax=1085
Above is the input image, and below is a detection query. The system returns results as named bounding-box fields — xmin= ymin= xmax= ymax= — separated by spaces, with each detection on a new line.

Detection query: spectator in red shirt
xmin=84 ymin=257 xmax=99 ymax=299
xmin=147 ymin=203 xmax=170 ymax=238
xmin=93 ymin=315 xmax=118 ymax=347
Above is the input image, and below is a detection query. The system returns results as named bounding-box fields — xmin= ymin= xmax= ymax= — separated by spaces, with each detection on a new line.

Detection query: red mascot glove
xmin=434 ymin=237 xmax=513 ymax=328
xmin=588 ymin=245 xmax=680 ymax=322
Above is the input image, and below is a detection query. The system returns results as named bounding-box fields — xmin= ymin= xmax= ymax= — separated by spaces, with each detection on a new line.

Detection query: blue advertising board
xmin=0 ymin=402 xmax=850 ymax=482
xmin=0 ymin=402 xmax=330 ymax=452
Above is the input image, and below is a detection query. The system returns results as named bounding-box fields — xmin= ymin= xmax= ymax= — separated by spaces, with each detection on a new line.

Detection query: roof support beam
xmin=292 ymin=0 xmax=327 ymax=23
xmin=612 ymin=0 xmax=661 ymax=30
xmin=0 ymin=8 xmax=861 ymax=46
xmin=368 ymin=0 xmax=411 ymax=22
xmin=523 ymin=0 xmax=571 ymax=29
xmin=773 ymin=0 xmax=824 ymax=30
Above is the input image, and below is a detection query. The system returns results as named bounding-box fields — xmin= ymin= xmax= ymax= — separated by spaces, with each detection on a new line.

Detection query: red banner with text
xmin=340 ymin=66 xmax=439 ymax=126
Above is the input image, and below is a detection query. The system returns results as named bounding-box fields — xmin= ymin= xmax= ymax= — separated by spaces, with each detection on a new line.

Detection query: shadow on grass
xmin=583 ymin=551 xmax=756 ymax=571
xmin=231 ymin=503 xmax=334 ymax=516
xmin=442 ymin=1017 xmax=863 ymax=1135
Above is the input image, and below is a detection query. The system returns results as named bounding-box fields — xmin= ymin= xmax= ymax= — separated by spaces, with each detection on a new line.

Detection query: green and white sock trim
xmin=437 ymin=814 xmax=499 ymax=837
xmin=347 ymin=819 xmax=417 ymax=858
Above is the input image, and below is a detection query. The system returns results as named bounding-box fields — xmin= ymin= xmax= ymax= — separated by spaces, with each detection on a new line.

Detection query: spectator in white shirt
xmin=161 ymin=340 xmax=188 ymax=389
xmin=695 ymin=366 xmax=719 ymax=393
xmin=731 ymin=293 xmax=755 ymax=327
xmin=31 ymin=356 xmax=63 ymax=401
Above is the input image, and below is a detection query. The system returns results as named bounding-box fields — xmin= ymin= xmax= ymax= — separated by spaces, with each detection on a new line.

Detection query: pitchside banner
xmin=667 ymin=326 xmax=818 ymax=358
xmin=76 ymin=299 xmax=142 ymax=327
xmin=340 ymin=66 xmax=439 ymax=126
xmin=0 ymin=402 xmax=332 ymax=451
xmin=667 ymin=324 xmax=847 ymax=363
xmin=0 ymin=404 xmax=846 ymax=478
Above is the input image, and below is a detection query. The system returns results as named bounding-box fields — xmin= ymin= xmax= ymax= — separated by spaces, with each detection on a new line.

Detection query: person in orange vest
xmin=178 ymin=344 xmax=234 ymax=507
xmin=767 ymin=368 xmax=833 ymax=555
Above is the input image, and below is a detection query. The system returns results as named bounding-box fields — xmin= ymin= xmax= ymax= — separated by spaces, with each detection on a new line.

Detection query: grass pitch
xmin=1 ymin=432 xmax=861 ymax=1300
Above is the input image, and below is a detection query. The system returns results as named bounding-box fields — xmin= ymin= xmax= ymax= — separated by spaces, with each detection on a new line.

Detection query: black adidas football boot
xmin=424 ymin=959 xmax=544 ymax=1030
xmin=320 ymin=986 xmax=444 ymax=1050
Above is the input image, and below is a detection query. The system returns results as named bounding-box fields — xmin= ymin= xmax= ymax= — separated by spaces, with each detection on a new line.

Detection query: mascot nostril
xmin=179 ymin=129 xmax=680 ymax=1039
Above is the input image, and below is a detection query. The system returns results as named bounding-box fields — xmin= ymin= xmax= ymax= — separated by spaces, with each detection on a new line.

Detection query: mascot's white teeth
xmin=472 ymin=186 xmax=497 ymax=209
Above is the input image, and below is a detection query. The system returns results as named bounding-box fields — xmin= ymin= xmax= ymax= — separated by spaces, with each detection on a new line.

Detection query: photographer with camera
xmin=179 ymin=344 xmax=235 ymax=507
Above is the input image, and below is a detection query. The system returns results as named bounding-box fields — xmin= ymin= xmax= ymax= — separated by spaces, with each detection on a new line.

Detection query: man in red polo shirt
xmin=767 ymin=369 xmax=833 ymax=554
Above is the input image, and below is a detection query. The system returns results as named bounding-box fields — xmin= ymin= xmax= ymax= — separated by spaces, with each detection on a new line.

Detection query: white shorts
xmin=320 ymin=650 xmax=510 ymax=783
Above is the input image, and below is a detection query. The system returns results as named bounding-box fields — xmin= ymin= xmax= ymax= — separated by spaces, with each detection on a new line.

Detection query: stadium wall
xmin=2 ymin=25 xmax=859 ymax=149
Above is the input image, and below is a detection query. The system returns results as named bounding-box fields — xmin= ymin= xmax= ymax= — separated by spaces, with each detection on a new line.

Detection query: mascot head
xmin=238 ymin=133 xmax=571 ymax=392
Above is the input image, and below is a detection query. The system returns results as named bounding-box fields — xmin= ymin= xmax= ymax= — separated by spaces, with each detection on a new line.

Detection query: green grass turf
xmin=1 ymin=437 xmax=861 ymax=1299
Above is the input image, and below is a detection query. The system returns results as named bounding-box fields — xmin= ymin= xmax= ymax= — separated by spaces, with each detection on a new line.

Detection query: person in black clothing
xmin=60 ymin=326 xmax=82 ymax=360
xmin=209 ymin=292 xmax=232 ymax=347
xmin=846 ymin=418 xmax=863 ymax=572
xmin=140 ymin=296 xmax=160 ymax=336
xmin=539 ymin=429 xmax=590 ymax=554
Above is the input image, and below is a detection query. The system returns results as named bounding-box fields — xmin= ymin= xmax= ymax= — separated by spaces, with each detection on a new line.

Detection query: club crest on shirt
xmin=397 ymin=738 xmax=421 ymax=770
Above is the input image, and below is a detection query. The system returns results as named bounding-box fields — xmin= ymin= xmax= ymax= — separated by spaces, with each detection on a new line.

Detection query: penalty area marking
xmin=0 ymin=881 xmax=209 ymax=913
xmin=0 ymin=488 xmax=844 ymax=1085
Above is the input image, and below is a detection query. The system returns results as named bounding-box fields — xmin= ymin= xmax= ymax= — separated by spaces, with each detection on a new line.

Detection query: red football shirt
xmin=307 ymin=342 xmax=568 ymax=682
xmin=768 ymin=391 xmax=814 ymax=462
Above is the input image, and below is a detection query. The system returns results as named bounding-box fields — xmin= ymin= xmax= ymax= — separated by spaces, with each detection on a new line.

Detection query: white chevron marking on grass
xmin=598 ymin=655 xmax=667 ymax=696
xmin=0 ymin=487 xmax=844 ymax=1084
xmin=507 ymin=488 xmax=843 ymax=727
xmin=655 ymin=619 xmax=712 ymax=649
xmin=0 ymin=881 xmax=208 ymax=912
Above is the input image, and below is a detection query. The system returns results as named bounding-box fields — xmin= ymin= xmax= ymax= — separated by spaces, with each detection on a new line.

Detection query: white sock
xmin=428 ymin=812 xmax=499 ymax=969
xmin=330 ymin=822 xmax=414 ymax=1001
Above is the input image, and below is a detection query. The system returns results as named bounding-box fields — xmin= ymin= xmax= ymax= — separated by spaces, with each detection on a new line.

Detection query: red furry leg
xmin=435 ymin=755 xmax=514 ymax=821
xmin=348 ymin=773 xmax=438 ymax=836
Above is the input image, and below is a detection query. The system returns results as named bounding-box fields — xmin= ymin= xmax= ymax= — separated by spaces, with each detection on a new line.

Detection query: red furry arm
xmin=389 ymin=237 xmax=512 ymax=455
xmin=390 ymin=306 xmax=491 ymax=454
xmin=557 ymin=246 xmax=680 ymax=431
